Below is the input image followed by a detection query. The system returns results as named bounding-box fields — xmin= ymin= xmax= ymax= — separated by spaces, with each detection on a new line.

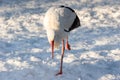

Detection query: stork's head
xmin=46 ymin=29 xmax=55 ymax=58
xmin=46 ymin=29 xmax=55 ymax=43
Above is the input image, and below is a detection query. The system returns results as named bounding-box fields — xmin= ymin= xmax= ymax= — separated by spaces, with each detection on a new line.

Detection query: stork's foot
xmin=56 ymin=71 xmax=62 ymax=76
xmin=66 ymin=43 xmax=71 ymax=50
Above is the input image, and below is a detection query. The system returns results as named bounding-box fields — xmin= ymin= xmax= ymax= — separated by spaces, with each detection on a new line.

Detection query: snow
xmin=0 ymin=0 xmax=120 ymax=80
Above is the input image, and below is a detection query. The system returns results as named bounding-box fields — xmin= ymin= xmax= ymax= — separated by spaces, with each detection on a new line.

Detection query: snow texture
xmin=0 ymin=0 xmax=120 ymax=80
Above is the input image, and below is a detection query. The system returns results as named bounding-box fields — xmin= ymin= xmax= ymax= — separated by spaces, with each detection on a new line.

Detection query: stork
xmin=44 ymin=5 xmax=80 ymax=75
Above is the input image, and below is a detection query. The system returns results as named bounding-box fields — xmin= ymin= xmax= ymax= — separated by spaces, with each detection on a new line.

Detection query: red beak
xmin=50 ymin=40 xmax=54 ymax=59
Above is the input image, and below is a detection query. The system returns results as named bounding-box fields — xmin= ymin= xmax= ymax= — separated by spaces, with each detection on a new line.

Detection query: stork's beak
xmin=50 ymin=40 xmax=54 ymax=59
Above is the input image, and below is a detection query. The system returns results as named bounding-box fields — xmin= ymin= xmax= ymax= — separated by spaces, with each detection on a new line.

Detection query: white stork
xmin=44 ymin=5 xmax=80 ymax=75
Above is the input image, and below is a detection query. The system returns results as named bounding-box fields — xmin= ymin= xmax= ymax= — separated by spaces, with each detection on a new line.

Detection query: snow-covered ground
xmin=0 ymin=0 xmax=120 ymax=80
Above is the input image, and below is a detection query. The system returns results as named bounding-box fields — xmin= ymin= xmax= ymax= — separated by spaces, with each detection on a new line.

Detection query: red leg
xmin=56 ymin=40 xmax=65 ymax=76
xmin=66 ymin=37 xmax=71 ymax=50
xmin=50 ymin=40 xmax=54 ymax=59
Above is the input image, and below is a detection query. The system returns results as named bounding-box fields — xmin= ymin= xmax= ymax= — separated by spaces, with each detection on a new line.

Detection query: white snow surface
xmin=0 ymin=0 xmax=120 ymax=80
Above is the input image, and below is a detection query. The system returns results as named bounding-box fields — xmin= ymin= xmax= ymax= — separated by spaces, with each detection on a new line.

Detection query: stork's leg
xmin=50 ymin=40 xmax=54 ymax=59
xmin=66 ymin=36 xmax=71 ymax=50
xmin=56 ymin=40 xmax=65 ymax=76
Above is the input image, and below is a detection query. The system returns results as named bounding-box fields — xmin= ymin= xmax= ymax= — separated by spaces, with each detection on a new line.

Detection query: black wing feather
xmin=60 ymin=5 xmax=81 ymax=32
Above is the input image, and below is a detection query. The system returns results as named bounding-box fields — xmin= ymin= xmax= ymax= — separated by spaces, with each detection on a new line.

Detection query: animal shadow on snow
xmin=0 ymin=26 xmax=120 ymax=80
xmin=62 ymin=26 xmax=120 ymax=80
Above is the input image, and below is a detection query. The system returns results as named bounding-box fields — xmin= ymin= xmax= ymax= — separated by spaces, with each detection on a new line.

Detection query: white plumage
xmin=44 ymin=6 xmax=76 ymax=47
xmin=44 ymin=5 xmax=80 ymax=75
